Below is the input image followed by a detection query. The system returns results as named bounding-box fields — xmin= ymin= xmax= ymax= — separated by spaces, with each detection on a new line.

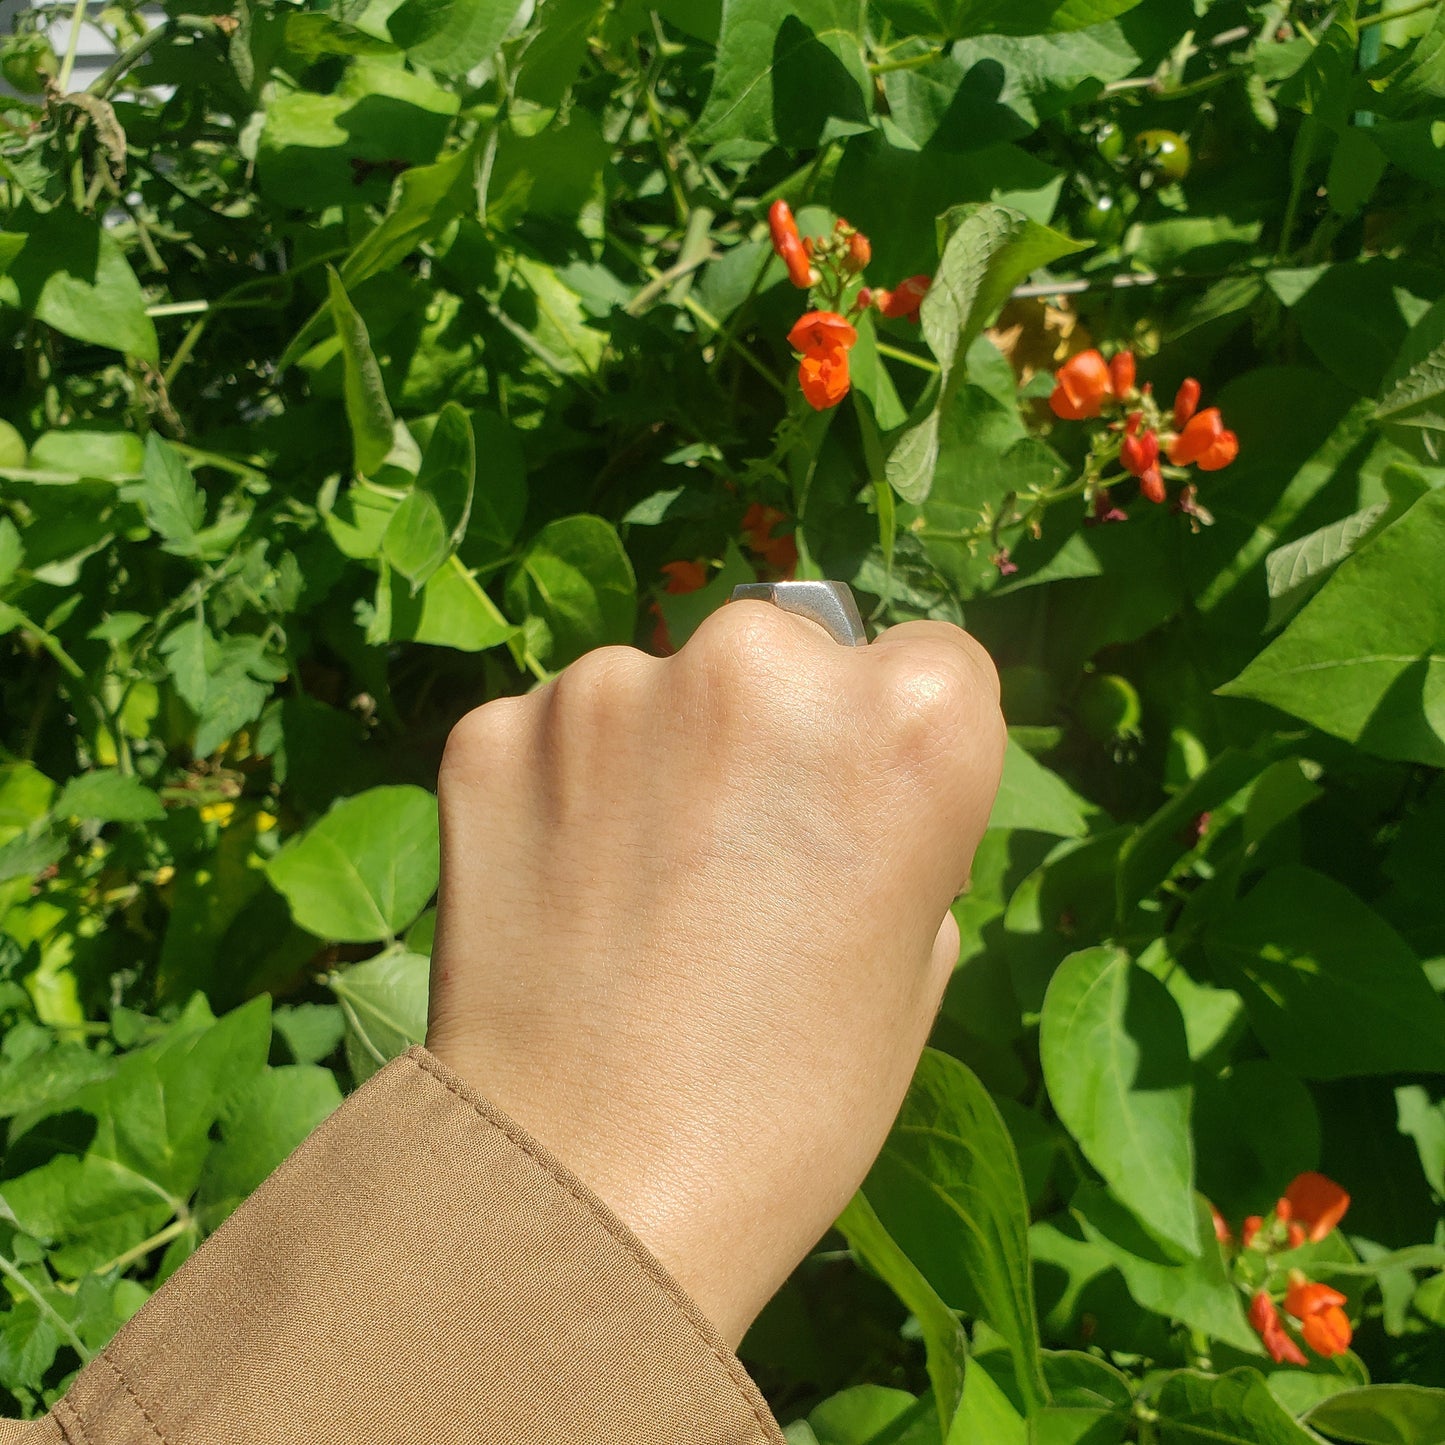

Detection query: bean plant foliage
xmin=0 ymin=0 xmax=1443 ymax=1430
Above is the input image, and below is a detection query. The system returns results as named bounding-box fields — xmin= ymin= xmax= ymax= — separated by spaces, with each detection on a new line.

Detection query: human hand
xmin=426 ymin=601 xmax=1005 ymax=1346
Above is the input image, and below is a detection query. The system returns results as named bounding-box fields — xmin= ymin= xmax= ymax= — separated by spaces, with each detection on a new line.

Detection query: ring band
xmin=729 ymin=580 xmax=867 ymax=647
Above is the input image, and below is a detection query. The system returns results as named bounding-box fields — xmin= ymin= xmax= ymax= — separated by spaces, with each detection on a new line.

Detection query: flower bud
xmin=1173 ymin=377 xmax=1201 ymax=430
xmin=1110 ymin=350 xmax=1136 ymax=399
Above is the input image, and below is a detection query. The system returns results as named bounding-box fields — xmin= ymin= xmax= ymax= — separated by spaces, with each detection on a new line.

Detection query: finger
xmin=866 ymin=619 xmax=1001 ymax=706
xmin=927 ymin=910 xmax=962 ymax=1005
xmin=681 ymin=596 xmax=850 ymax=662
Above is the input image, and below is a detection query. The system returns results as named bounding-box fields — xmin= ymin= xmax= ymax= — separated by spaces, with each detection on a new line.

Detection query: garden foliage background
xmin=1 ymin=0 xmax=1445 ymax=1434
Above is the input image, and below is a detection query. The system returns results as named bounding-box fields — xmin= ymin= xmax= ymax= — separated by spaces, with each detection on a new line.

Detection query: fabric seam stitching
xmin=407 ymin=1050 xmax=782 ymax=1445
xmin=96 ymin=1352 xmax=170 ymax=1443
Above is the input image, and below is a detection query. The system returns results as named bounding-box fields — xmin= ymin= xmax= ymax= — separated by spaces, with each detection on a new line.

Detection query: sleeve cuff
xmin=52 ymin=1047 xmax=785 ymax=1445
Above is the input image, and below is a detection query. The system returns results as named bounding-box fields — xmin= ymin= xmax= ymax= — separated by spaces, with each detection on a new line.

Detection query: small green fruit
xmin=1075 ymin=672 xmax=1143 ymax=745
xmin=1134 ymin=129 xmax=1192 ymax=181
xmin=0 ymin=36 xmax=57 ymax=95
xmin=1081 ymin=193 xmax=1125 ymax=244
xmin=1095 ymin=121 xmax=1126 ymax=163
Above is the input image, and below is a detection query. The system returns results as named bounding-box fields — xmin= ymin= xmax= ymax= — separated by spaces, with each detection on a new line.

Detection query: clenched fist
xmin=427 ymin=601 xmax=1005 ymax=1345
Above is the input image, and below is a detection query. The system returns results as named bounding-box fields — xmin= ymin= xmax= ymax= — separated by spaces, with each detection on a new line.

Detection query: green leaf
xmin=989 ymin=736 xmax=1091 ymax=837
xmin=1203 ymin=866 xmax=1445 ymax=1078
xmin=0 ymin=209 xmax=158 ymax=364
xmin=1369 ymin=4 xmax=1445 ymax=120
xmin=327 ymin=268 xmax=396 ymax=478
xmin=256 ymin=60 xmax=459 ymax=209
xmin=514 ymin=0 xmax=598 ymax=106
xmin=1 ymin=999 xmax=271 ymax=1276
xmin=466 ymin=410 xmax=528 ymax=558
xmin=1307 ymin=1387 xmax=1445 ymax=1445
xmin=273 ymin=1003 xmax=348 ymax=1067
xmin=195 ymin=1065 xmax=343 ymax=1230
xmin=383 ymin=402 xmax=475 ymax=592
xmin=1194 ymin=1061 xmax=1321 ymax=1222
xmin=266 ymin=785 xmax=439 ymax=943
xmin=1157 ymin=1370 xmax=1324 ymax=1445
xmin=159 ymin=617 xmax=211 ymax=715
xmin=388 ymin=0 xmax=521 ymax=77
xmin=1376 ymin=294 xmax=1445 ymax=430
xmin=27 ymin=428 xmax=144 ymax=480
xmin=505 ymin=514 xmax=636 ymax=668
xmin=1265 ymin=504 xmax=1390 ymax=630
xmin=945 ymin=1358 xmax=1025 ymax=1445
xmin=391 ymin=553 xmax=517 ymax=652
xmin=328 ymin=949 xmax=430 ymax=1082
xmin=1071 ymin=1188 xmax=1260 ymax=1354
xmin=1040 ymin=947 xmax=1197 ymax=1259
xmin=1219 ymin=488 xmax=1445 ymax=768
xmin=1397 ymin=1085 xmax=1445 ymax=1198
xmin=864 ymin=1048 xmax=1047 ymax=1412
xmin=836 ymin=1192 xmax=968 ymax=1433
xmin=342 ymin=145 xmax=477 ymax=288
xmin=695 ymin=0 xmax=870 ymax=150
xmin=805 ymin=1386 xmax=939 ymax=1445
xmin=886 ymin=205 xmax=1084 ymax=503
xmin=124 ymin=436 xmax=205 ymax=558
xmin=53 ymin=770 xmax=165 ymax=824
xmin=873 ymin=0 xmax=1144 ymax=42
xmin=1115 ymin=748 xmax=1278 ymax=917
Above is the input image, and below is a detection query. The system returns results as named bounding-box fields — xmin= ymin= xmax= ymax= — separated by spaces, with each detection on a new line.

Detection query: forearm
xmin=19 ymin=1050 xmax=782 ymax=1445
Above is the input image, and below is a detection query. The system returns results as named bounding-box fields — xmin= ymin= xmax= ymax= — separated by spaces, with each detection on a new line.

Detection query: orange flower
xmin=1110 ymin=351 xmax=1137 ymax=399
xmin=659 ymin=560 xmax=707 ymax=595
xmin=1282 ymin=1173 xmax=1350 ymax=1243
xmin=787 ymin=310 xmax=857 ymax=358
xmin=1284 ymin=1274 xmax=1351 ymax=1357
xmin=787 ymin=310 xmax=857 ymax=411
xmin=1049 ymin=349 xmax=1113 ymax=421
xmin=1249 ymin=1290 xmax=1307 ymax=1367
xmin=741 ymin=503 xmax=799 ymax=575
xmin=877 ymin=274 xmax=931 ymax=323
xmin=1242 ymin=1215 xmax=1264 ymax=1248
xmin=1139 ymin=465 xmax=1166 ymax=504
xmin=768 ymin=199 xmax=813 ymax=289
xmin=1169 ymin=407 xmax=1239 ymax=471
xmin=798 ymin=350 xmax=851 ymax=409
xmin=1173 ymin=377 xmax=1201 ymax=430
xmin=1120 ymin=414 xmax=1160 ymax=478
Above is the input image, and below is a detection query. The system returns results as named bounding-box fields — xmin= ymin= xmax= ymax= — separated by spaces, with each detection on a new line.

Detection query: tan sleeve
xmin=13 ymin=1047 xmax=785 ymax=1445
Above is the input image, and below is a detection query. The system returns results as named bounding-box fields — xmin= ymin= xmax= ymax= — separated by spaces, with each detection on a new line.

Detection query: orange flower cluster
xmin=1049 ymin=348 xmax=1238 ymax=515
xmin=787 ymin=311 xmax=856 ymax=411
xmin=767 ymin=200 xmax=933 ymax=410
xmin=741 ymin=502 xmax=798 ymax=575
xmin=1227 ymin=1172 xmax=1353 ymax=1366
xmin=649 ymin=503 xmax=798 ymax=655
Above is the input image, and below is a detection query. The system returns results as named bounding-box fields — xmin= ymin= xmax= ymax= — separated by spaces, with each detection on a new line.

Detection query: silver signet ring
xmin=729 ymin=580 xmax=867 ymax=647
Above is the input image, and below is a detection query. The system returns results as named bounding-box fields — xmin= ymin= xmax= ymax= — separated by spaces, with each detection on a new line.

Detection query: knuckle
xmin=875 ymin=648 xmax=1003 ymax=781
xmin=548 ymin=645 xmax=651 ymax=711
xmin=675 ymin=600 xmax=809 ymax=700
xmin=544 ymin=645 xmax=657 ymax=748
xmin=441 ymin=696 xmax=527 ymax=773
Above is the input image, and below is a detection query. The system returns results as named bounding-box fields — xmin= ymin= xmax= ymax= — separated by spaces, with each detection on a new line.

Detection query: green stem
xmin=874 ymin=340 xmax=938 ymax=372
xmin=868 ymin=44 xmax=944 ymax=75
xmin=54 ymin=0 xmax=91 ymax=93
xmin=0 ymin=1255 xmax=90 ymax=1363
xmin=16 ymin=608 xmax=130 ymax=773
xmin=611 ymin=236 xmax=787 ymax=395
xmin=1359 ymin=0 xmax=1436 ymax=25
xmin=91 ymin=1218 xmax=191 ymax=1277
